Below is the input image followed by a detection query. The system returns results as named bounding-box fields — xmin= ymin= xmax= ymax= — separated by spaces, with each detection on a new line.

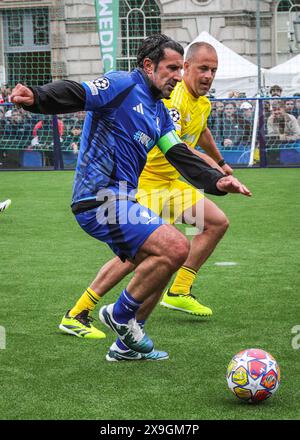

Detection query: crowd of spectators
xmin=0 ymin=83 xmax=84 ymax=166
xmin=208 ymin=92 xmax=253 ymax=148
xmin=1 ymin=81 xmax=300 ymax=167
xmin=266 ymin=99 xmax=300 ymax=142
xmin=207 ymin=86 xmax=300 ymax=149
xmin=265 ymin=85 xmax=300 ymax=142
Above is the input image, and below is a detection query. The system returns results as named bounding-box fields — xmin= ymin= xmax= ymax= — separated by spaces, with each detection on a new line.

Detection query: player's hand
xmin=222 ymin=163 xmax=233 ymax=175
xmin=216 ymin=175 xmax=252 ymax=197
xmin=11 ymin=84 xmax=34 ymax=106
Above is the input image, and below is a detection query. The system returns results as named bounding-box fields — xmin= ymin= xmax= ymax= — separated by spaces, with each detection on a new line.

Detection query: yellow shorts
xmin=136 ymin=174 xmax=204 ymax=224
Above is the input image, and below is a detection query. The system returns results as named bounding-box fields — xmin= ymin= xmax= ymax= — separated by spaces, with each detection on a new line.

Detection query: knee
xmin=219 ymin=214 xmax=230 ymax=234
xmin=207 ymin=212 xmax=229 ymax=236
xmin=153 ymin=225 xmax=190 ymax=271
xmin=168 ymin=235 xmax=190 ymax=269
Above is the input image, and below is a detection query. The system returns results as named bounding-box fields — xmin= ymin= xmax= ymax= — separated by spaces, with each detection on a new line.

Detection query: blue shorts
xmin=75 ymin=199 xmax=164 ymax=261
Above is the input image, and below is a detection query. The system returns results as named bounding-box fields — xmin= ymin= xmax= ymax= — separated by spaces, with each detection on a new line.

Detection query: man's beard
xmin=148 ymin=78 xmax=167 ymax=100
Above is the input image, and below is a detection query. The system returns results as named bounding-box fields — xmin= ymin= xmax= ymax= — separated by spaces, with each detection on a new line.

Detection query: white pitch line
xmin=214 ymin=262 xmax=238 ymax=266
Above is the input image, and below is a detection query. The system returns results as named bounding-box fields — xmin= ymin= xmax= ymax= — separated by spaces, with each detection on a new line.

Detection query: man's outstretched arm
xmin=157 ymin=131 xmax=252 ymax=197
xmin=11 ymin=81 xmax=86 ymax=114
xmin=198 ymin=127 xmax=233 ymax=175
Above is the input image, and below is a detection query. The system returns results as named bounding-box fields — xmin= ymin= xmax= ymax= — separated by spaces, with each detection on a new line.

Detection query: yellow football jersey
xmin=141 ymin=80 xmax=211 ymax=181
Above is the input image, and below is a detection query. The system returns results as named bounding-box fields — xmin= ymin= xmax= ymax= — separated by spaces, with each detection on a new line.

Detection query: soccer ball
xmin=226 ymin=348 xmax=281 ymax=403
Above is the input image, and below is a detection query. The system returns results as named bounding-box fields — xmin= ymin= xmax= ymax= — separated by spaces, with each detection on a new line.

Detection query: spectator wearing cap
xmin=221 ymin=102 xmax=252 ymax=147
xmin=270 ymin=85 xmax=283 ymax=97
xmin=240 ymin=101 xmax=254 ymax=122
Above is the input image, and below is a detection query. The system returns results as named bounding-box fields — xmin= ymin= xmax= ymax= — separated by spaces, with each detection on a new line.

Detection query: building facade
xmin=0 ymin=0 xmax=299 ymax=86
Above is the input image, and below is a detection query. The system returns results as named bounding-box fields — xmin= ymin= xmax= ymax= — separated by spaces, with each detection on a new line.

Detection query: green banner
xmin=94 ymin=0 xmax=119 ymax=73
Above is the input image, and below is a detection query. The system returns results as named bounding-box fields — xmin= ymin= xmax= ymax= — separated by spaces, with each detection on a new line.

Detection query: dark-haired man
xmin=71 ymin=41 xmax=244 ymax=362
xmin=12 ymin=35 xmax=251 ymax=360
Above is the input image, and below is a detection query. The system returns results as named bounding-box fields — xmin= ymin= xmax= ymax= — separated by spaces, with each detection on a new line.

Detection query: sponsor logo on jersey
xmin=133 ymin=131 xmax=155 ymax=150
xmin=133 ymin=103 xmax=144 ymax=114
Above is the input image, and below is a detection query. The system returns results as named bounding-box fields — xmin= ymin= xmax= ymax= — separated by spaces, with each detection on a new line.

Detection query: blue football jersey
xmin=72 ymin=69 xmax=175 ymax=204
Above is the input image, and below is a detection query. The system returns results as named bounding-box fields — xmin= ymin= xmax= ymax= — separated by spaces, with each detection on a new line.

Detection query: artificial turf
xmin=0 ymin=168 xmax=299 ymax=420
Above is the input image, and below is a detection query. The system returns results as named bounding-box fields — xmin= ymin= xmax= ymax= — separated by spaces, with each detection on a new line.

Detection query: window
xmin=2 ymin=9 xmax=51 ymax=86
xmin=118 ymin=0 xmax=161 ymax=71
xmin=32 ymin=9 xmax=49 ymax=46
xmin=7 ymin=13 xmax=24 ymax=47
xmin=278 ymin=0 xmax=298 ymax=12
xmin=3 ymin=8 xmax=50 ymax=52
xmin=276 ymin=0 xmax=300 ymax=59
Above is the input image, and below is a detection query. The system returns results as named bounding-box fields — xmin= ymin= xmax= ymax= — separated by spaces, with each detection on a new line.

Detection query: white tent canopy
xmin=265 ymin=54 xmax=300 ymax=96
xmin=185 ymin=31 xmax=261 ymax=98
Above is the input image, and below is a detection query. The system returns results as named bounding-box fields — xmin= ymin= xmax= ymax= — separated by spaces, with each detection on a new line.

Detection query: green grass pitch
xmin=0 ymin=168 xmax=299 ymax=420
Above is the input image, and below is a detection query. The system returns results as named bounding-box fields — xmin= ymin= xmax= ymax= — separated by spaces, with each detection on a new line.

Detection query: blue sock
xmin=116 ymin=319 xmax=146 ymax=351
xmin=113 ymin=289 xmax=142 ymax=324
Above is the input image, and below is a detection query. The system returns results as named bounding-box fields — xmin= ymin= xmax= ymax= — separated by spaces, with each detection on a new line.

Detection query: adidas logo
xmin=133 ymin=103 xmax=144 ymax=114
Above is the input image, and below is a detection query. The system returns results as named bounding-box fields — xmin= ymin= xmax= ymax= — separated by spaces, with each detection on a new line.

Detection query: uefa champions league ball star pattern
xmin=93 ymin=77 xmax=110 ymax=90
xmin=169 ymin=108 xmax=181 ymax=123
xmin=226 ymin=348 xmax=281 ymax=403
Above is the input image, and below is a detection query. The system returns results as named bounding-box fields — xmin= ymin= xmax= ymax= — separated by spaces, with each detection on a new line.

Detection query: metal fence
xmin=0 ymin=104 xmax=84 ymax=169
xmin=206 ymin=96 xmax=300 ymax=167
xmin=1 ymin=96 xmax=300 ymax=169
